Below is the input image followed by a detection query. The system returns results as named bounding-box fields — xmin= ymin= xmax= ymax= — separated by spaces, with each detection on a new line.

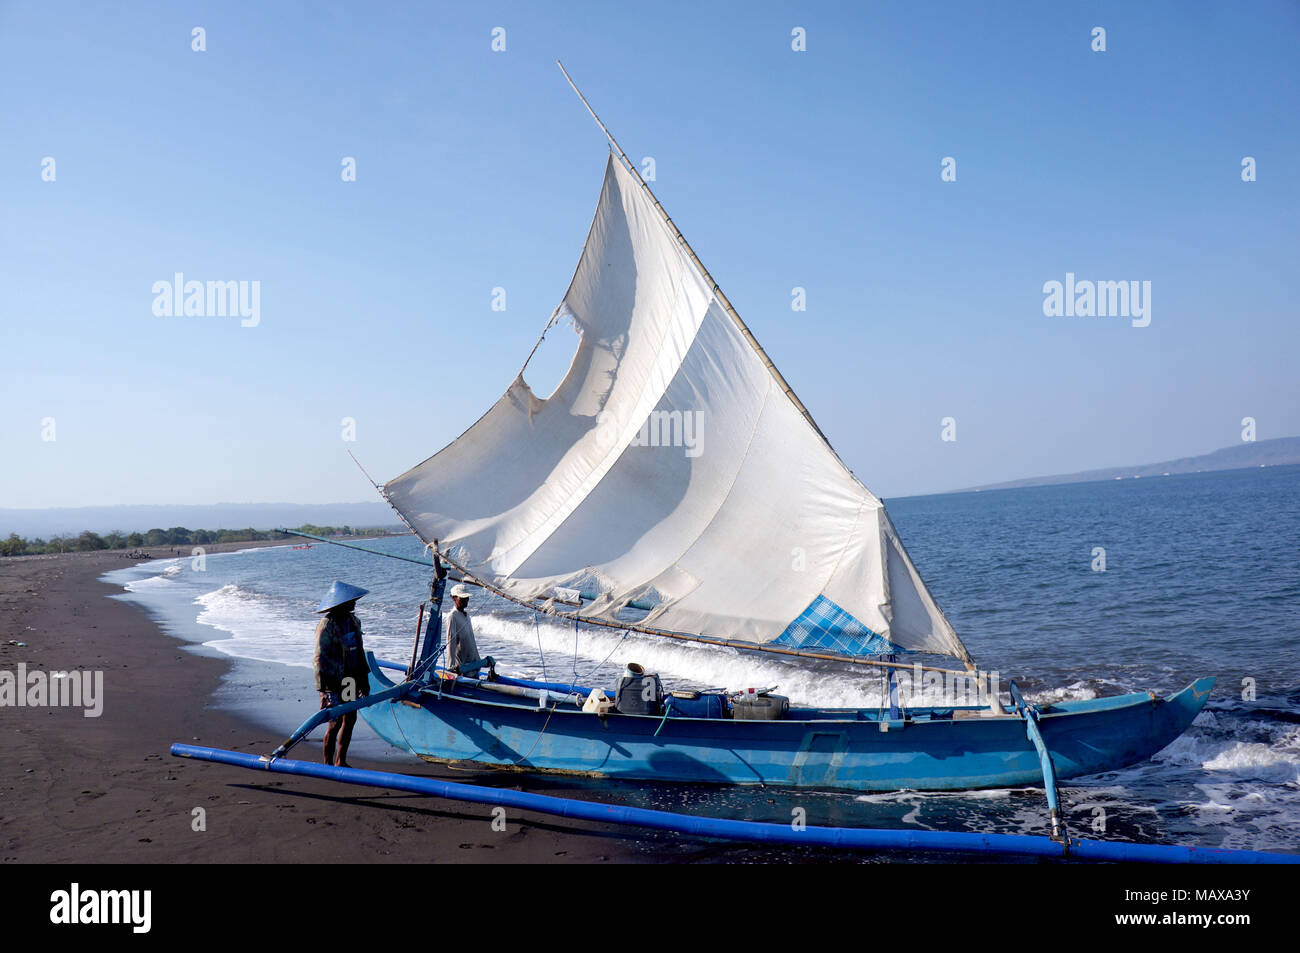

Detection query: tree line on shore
xmin=0 ymin=524 xmax=391 ymax=557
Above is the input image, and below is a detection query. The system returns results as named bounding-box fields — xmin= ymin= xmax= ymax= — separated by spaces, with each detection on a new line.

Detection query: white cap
xmin=449 ymin=583 xmax=472 ymax=599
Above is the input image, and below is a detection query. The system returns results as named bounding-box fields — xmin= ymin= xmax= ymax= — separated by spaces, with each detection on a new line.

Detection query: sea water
xmin=103 ymin=464 xmax=1300 ymax=856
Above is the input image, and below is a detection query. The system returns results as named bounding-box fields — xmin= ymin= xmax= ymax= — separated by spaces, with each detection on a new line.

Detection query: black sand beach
xmin=0 ymin=544 xmax=676 ymax=863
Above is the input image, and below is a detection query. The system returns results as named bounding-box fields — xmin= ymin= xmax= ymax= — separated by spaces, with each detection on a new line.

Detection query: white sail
xmin=384 ymin=154 xmax=972 ymax=665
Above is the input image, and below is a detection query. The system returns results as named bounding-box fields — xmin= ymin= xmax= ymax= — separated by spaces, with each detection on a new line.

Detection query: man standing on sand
xmin=313 ymin=580 xmax=371 ymax=767
xmin=446 ymin=582 xmax=494 ymax=678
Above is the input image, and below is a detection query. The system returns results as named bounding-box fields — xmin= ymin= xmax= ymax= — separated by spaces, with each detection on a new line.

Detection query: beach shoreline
xmin=9 ymin=543 xmax=1237 ymax=866
xmin=0 ymin=544 xmax=670 ymax=863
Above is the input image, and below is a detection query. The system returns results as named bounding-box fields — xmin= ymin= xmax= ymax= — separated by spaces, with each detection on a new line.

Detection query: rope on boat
xmin=571 ymin=617 xmax=580 ymax=687
xmin=510 ymin=702 xmax=559 ymax=766
xmin=588 ymin=629 xmax=631 ymax=685
xmin=533 ymin=612 xmax=548 ymax=684
xmin=390 ymin=689 xmax=422 ymax=758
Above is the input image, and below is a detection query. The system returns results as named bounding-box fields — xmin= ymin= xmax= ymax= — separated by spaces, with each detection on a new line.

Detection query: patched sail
xmin=384 ymin=154 xmax=972 ymax=666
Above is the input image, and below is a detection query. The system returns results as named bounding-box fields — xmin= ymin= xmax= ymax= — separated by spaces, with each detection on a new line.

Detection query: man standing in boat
xmin=446 ymin=582 xmax=494 ymax=678
xmin=313 ymin=580 xmax=371 ymax=767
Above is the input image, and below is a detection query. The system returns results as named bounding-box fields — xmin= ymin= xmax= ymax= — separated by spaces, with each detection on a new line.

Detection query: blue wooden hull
xmin=360 ymin=657 xmax=1214 ymax=792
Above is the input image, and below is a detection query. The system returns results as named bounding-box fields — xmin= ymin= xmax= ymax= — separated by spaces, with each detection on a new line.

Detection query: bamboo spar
xmin=278 ymin=529 xmax=982 ymax=680
xmin=555 ymin=60 xmax=832 ymax=450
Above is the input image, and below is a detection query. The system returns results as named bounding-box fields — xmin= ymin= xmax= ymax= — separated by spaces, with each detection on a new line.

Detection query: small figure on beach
xmin=312 ymin=580 xmax=371 ymax=767
xmin=446 ymin=582 xmax=494 ymax=678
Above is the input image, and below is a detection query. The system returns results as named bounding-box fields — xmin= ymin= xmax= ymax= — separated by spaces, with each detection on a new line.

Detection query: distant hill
xmin=962 ymin=436 xmax=1300 ymax=493
xmin=0 ymin=502 xmax=402 ymax=538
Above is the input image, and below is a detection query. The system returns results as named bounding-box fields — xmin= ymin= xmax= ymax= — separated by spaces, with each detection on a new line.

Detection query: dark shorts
xmin=319 ymin=689 xmax=364 ymax=721
xmin=319 ymin=691 xmax=344 ymax=722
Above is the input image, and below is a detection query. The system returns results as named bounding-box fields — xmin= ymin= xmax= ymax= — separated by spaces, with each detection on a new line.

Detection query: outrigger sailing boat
xmin=176 ymin=66 xmax=1228 ymax=857
xmin=341 ymin=66 xmax=1213 ymax=837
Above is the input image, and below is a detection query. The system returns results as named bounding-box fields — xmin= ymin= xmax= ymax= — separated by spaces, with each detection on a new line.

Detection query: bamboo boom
xmin=281 ymin=528 xmax=981 ymax=680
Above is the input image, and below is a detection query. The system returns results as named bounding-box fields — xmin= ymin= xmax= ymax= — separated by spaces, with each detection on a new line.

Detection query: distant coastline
xmin=957 ymin=436 xmax=1300 ymax=493
xmin=1 ymin=524 xmax=408 ymax=558
xmin=0 ymin=501 xmax=402 ymax=540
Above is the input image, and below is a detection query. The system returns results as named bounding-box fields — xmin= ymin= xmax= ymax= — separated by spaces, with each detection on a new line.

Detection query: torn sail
xmin=383 ymin=154 xmax=972 ymax=666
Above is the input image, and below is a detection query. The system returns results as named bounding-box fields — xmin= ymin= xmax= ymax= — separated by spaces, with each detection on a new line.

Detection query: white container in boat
xmin=583 ymin=688 xmax=612 ymax=714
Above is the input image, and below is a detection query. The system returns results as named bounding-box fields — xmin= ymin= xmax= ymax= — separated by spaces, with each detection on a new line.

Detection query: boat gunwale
xmin=372 ymin=661 xmax=1205 ymax=727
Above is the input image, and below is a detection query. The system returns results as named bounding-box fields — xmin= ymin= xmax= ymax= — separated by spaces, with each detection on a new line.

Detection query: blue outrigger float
xmin=173 ymin=65 xmax=1294 ymax=862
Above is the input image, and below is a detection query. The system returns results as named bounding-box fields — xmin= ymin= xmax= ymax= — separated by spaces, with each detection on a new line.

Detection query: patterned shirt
xmin=313 ymin=611 xmax=370 ymax=694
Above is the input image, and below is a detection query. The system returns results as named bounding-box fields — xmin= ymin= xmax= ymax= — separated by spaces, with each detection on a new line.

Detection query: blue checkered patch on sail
xmin=773 ymin=595 xmax=902 ymax=657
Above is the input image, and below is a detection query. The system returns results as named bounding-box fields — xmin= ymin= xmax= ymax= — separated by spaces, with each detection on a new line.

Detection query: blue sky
xmin=2 ymin=0 xmax=1297 ymax=509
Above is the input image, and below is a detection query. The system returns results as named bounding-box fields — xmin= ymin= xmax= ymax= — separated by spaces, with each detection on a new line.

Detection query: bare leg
xmin=335 ymin=711 xmax=357 ymax=768
xmin=323 ymin=718 xmax=340 ymax=766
